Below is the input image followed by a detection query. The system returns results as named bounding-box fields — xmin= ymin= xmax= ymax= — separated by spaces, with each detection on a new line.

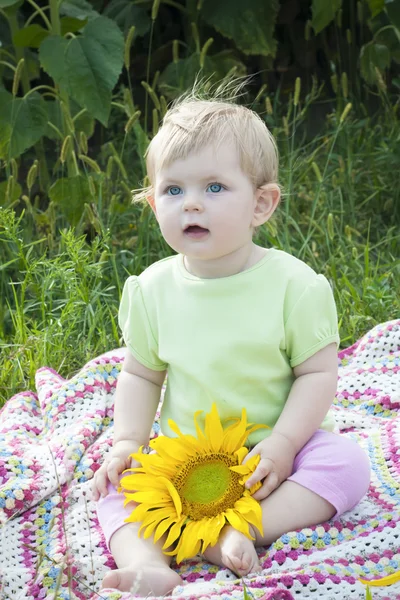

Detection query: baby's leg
xmin=204 ymin=430 xmax=370 ymax=577
xmin=102 ymin=521 xmax=182 ymax=595
xmin=203 ymin=481 xmax=334 ymax=576
xmin=97 ymin=481 xmax=182 ymax=595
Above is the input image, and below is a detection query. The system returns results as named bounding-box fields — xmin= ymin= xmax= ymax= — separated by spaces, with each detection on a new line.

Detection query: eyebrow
xmin=158 ymin=175 xmax=226 ymax=187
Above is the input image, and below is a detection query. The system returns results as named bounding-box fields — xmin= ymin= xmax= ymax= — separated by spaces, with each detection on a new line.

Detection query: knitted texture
xmin=0 ymin=320 xmax=399 ymax=600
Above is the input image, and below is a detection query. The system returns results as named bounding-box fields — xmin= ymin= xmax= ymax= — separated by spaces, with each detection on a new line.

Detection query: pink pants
xmin=96 ymin=429 xmax=371 ymax=549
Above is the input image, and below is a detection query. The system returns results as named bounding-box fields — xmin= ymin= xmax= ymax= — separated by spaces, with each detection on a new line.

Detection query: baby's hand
xmin=92 ymin=441 xmax=141 ymax=501
xmin=242 ymin=431 xmax=297 ymax=502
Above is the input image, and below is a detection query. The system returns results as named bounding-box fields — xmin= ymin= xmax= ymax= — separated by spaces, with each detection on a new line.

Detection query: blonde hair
xmin=133 ymin=79 xmax=279 ymax=204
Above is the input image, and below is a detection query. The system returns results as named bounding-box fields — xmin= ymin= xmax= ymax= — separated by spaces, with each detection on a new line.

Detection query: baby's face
xmin=152 ymin=144 xmax=257 ymax=261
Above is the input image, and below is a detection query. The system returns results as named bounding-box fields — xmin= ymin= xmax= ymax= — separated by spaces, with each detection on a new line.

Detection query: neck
xmin=183 ymin=243 xmax=266 ymax=279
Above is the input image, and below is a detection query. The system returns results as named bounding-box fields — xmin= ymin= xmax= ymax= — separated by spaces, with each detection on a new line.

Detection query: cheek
xmin=219 ymin=202 xmax=253 ymax=229
xmin=156 ymin=208 xmax=181 ymax=240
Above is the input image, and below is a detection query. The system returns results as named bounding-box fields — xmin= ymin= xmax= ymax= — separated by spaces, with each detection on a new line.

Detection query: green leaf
xmin=243 ymin=582 xmax=252 ymax=600
xmin=0 ymin=89 xmax=48 ymax=159
xmin=360 ymin=42 xmax=391 ymax=82
xmin=367 ymin=0 xmax=385 ymax=17
xmin=49 ymin=175 xmax=91 ymax=226
xmin=375 ymin=24 xmax=400 ymax=62
xmin=201 ymin=0 xmax=279 ymax=56
xmin=311 ymin=0 xmax=342 ymax=34
xmin=159 ymin=54 xmax=201 ymax=98
xmin=386 ymin=0 xmax=400 ymax=30
xmin=44 ymin=100 xmax=95 ymax=140
xmin=60 ymin=16 xmax=87 ymax=36
xmin=0 ymin=0 xmax=23 ymax=15
xmin=365 ymin=584 xmax=373 ymax=600
xmin=60 ymin=0 xmax=99 ymax=20
xmin=159 ymin=51 xmax=246 ymax=99
xmin=12 ymin=24 xmax=49 ymax=48
xmin=103 ymin=0 xmax=151 ymax=37
xmin=39 ymin=16 xmax=124 ymax=125
xmin=0 ymin=180 xmax=22 ymax=206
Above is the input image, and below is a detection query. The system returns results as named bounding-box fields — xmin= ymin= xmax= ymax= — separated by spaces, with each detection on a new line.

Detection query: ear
xmin=146 ymin=194 xmax=157 ymax=215
xmin=252 ymin=183 xmax=280 ymax=227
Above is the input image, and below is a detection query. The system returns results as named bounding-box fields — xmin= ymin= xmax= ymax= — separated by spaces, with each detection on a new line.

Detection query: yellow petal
xmin=166 ymin=418 xmax=185 ymax=438
xmin=224 ymin=508 xmax=251 ymax=538
xmin=359 ymin=572 xmax=400 ymax=587
xmin=133 ymin=453 xmax=174 ymax=476
xmin=142 ymin=507 xmax=174 ymax=526
xmin=139 ymin=514 xmax=170 ymax=539
xmin=120 ymin=474 xmax=167 ymax=491
xmin=124 ymin=502 xmax=149 ymax=522
xmin=154 ymin=517 xmax=175 ymax=543
xmin=175 ymin=523 xmax=202 ymax=563
xmin=122 ymin=492 xmax=138 ymax=504
xmin=222 ymin=409 xmax=248 ymax=452
xmin=243 ymin=454 xmax=260 ymax=470
xmin=235 ymin=447 xmax=249 ymax=464
xmin=159 ymin=477 xmax=182 ymax=518
xmin=150 ymin=437 xmax=189 ymax=463
xmin=134 ymin=507 xmax=173 ymax=536
xmin=230 ymin=465 xmax=250 ymax=475
xmin=234 ymin=497 xmax=263 ymax=536
xmin=204 ymin=403 xmax=224 ymax=452
xmin=202 ymin=514 xmax=226 ymax=551
xmin=129 ymin=490 xmax=170 ymax=504
xmin=193 ymin=410 xmax=209 ymax=447
xmin=168 ymin=420 xmax=200 ymax=451
xmin=162 ymin=516 xmax=186 ymax=549
xmin=246 ymin=423 xmax=270 ymax=436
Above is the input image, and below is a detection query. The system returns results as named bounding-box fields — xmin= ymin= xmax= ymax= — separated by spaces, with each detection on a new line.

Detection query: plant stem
xmin=8 ymin=11 xmax=51 ymax=191
xmin=49 ymin=0 xmax=61 ymax=35
xmin=25 ymin=0 xmax=52 ymax=30
xmin=49 ymin=0 xmax=77 ymax=178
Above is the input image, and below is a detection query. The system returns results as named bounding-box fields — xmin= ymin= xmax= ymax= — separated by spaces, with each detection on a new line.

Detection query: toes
xmin=101 ymin=571 xmax=120 ymax=590
xmin=241 ymin=554 xmax=252 ymax=572
xmin=223 ymin=551 xmax=261 ymax=577
xmin=223 ymin=552 xmax=247 ymax=576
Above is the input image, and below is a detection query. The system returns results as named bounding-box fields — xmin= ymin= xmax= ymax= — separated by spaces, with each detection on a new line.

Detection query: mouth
xmin=184 ymin=225 xmax=210 ymax=239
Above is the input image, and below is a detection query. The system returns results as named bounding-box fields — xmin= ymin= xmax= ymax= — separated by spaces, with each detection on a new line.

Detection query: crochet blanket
xmin=1 ymin=320 xmax=400 ymax=600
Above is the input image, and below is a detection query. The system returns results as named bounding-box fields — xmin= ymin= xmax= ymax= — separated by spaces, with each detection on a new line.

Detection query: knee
xmin=336 ymin=437 xmax=371 ymax=513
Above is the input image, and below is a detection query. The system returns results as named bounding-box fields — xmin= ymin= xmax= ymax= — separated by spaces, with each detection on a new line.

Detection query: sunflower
xmin=119 ymin=403 xmax=268 ymax=563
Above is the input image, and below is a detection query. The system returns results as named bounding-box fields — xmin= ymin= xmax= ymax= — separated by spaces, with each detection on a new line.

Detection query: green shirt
xmin=118 ymin=249 xmax=340 ymax=446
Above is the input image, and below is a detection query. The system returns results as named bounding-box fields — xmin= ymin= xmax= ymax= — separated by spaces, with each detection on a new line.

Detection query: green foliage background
xmin=0 ymin=0 xmax=399 ymax=403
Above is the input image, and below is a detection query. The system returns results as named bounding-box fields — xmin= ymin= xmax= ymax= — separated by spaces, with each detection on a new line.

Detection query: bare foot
xmin=203 ymin=526 xmax=261 ymax=577
xmin=101 ymin=563 xmax=183 ymax=595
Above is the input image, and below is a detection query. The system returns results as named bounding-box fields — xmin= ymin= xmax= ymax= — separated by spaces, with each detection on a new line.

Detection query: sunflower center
xmin=181 ymin=461 xmax=230 ymax=504
xmin=173 ymin=452 xmax=244 ymax=520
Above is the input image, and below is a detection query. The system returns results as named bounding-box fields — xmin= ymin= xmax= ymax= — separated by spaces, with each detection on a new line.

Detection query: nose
xmin=182 ymin=194 xmax=203 ymax=212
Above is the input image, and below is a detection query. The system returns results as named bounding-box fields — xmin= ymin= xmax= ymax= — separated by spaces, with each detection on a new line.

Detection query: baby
xmin=92 ymin=87 xmax=370 ymax=596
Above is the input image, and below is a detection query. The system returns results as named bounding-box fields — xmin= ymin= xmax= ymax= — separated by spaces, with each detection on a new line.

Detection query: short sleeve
xmin=118 ymin=276 xmax=168 ymax=371
xmin=284 ymin=275 xmax=340 ymax=368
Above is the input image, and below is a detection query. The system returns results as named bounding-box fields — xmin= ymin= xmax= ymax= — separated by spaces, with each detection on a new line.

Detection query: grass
xmin=0 ymin=82 xmax=399 ymax=406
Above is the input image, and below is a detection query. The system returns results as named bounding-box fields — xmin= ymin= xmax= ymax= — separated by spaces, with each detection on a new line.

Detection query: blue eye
xmin=207 ymin=183 xmax=224 ymax=193
xmin=167 ymin=186 xmax=182 ymax=195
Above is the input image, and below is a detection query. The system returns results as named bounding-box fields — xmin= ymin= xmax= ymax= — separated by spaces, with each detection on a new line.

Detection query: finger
xmin=92 ymin=480 xmax=99 ymax=501
xmin=252 ymin=472 xmax=279 ymax=501
xmin=96 ymin=469 xmax=112 ymax=497
xmin=241 ymin=450 xmax=254 ymax=466
xmin=108 ymin=458 xmax=127 ymax=487
xmin=245 ymin=460 xmax=273 ymax=489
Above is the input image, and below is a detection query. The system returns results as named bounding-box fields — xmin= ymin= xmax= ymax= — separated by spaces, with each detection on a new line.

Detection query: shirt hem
xmin=289 ymin=334 xmax=340 ymax=368
xmin=125 ymin=344 xmax=168 ymax=371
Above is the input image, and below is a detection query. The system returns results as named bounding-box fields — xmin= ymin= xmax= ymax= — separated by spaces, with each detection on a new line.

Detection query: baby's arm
xmin=244 ymin=342 xmax=338 ymax=500
xmin=273 ymin=341 xmax=338 ymax=452
xmin=92 ymin=350 xmax=166 ymax=500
